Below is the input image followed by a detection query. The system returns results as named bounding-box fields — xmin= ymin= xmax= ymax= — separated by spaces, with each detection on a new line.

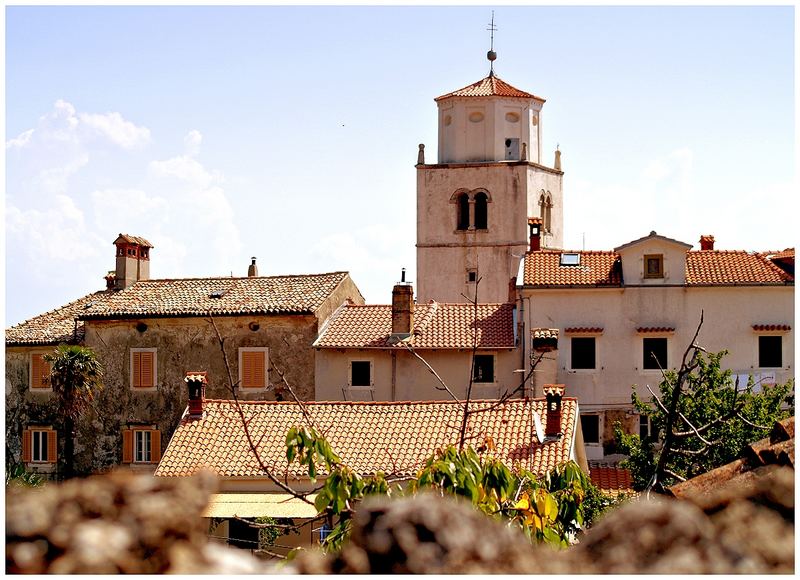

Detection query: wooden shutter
xmin=132 ymin=351 xmax=155 ymax=388
xmin=150 ymin=430 xmax=162 ymax=463
xmin=122 ymin=430 xmax=133 ymax=463
xmin=22 ymin=429 xmax=32 ymax=463
xmin=241 ymin=351 xmax=266 ymax=388
xmin=47 ymin=430 xmax=58 ymax=463
xmin=31 ymin=354 xmax=50 ymax=389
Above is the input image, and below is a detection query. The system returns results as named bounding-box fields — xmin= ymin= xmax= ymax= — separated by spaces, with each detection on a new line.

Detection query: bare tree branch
xmin=401 ymin=342 xmax=460 ymax=402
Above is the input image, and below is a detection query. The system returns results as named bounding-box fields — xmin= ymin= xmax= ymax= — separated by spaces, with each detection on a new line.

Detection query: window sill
xmin=131 ymin=386 xmax=158 ymax=392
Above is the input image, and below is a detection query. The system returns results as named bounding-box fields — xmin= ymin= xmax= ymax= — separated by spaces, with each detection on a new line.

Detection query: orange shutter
xmin=31 ymin=354 xmax=50 ymax=389
xmin=133 ymin=351 xmax=155 ymax=388
xmin=242 ymin=351 xmax=266 ymax=388
xmin=22 ymin=429 xmax=32 ymax=463
xmin=122 ymin=430 xmax=133 ymax=463
xmin=47 ymin=430 xmax=58 ymax=463
xmin=140 ymin=352 xmax=155 ymax=387
xmin=151 ymin=430 xmax=161 ymax=463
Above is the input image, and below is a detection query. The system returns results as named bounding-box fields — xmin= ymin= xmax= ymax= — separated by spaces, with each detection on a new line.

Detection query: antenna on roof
xmin=486 ymin=11 xmax=498 ymax=76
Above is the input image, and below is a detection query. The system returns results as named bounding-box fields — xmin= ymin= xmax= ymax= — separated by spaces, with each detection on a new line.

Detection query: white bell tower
xmin=416 ymin=43 xmax=564 ymax=304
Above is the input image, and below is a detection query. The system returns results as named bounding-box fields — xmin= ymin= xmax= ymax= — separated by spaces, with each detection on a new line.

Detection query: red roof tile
xmin=564 ymin=327 xmax=604 ymax=334
xmin=685 ymin=251 xmax=793 ymax=285
xmin=522 ymin=250 xmax=794 ymax=287
xmin=752 ymin=324 xmax=791 ymax=332
xmin=113 ymin=233 xmax=153 ymax=247
xmin=435 ymin=74 xmax=543 ymax=102
xmin=588 ymin=462 xmax=634 ymax=495
xmin=522 ymin=251 xmax=621 ymax=287
xmin=78 ymin=272 xmax=352 ymax=319
xmin=5 ymin=291 xmax=115 ymax=346
xmin=636 ymin=327 xmax=675 ymax=334
xmin=155 ymin=398 xmax=578 ymax=479
xmin=314 ymin=302 xmax=516 ymax=350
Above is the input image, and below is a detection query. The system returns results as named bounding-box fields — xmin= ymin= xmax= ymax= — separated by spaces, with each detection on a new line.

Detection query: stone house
xmin=519 ymin=230 xmax=794 ymax=459
xmin=5 ymin=234 xmax=364 ymax=478
xmin=154 ymin=379 xmax=586 ymax=553
xmin=313 ymin=278 xmax=520 ymax=401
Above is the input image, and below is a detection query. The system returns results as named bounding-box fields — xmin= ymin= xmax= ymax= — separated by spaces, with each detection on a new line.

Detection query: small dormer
xmin=435 ymin=74 xmax=546 ymax=164
xmin=614 ymin=231 xmax=691 ymax=286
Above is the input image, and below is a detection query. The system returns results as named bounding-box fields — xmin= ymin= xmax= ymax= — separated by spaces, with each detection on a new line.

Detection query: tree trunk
xmin=64 ymin=416 xmax=75 ymax=479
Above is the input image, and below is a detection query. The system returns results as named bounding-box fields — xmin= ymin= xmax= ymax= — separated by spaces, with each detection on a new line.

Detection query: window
xmin=643 ymin=338 xmax=668 ymax=370
xmin=639 ymin=415 xmax=653 ymax=439
xmin=474 ymin=192 xmax=488 ymax=229
xmin=350 ymin=360 xmax=372 ymax=387
xmin=466 ymin=269 xmax=477 ymax=283
xmin=473 ymin=355 xmax=495 ymax=383
xmin=122 ymin=428 xmax=161 ymax=464
xmin=30 ymin=353 xmax=50 ymax=390
xmin=560 ymin=253 xmax=580 ymax=266
xmin=758 ymin=336 xmax=782 ymax=368
xmin=239 ymin=347 xmax=268 ymax=389
xmin=131 ymin=348 xmax=157 ymax=389
xmin=644 ymin=254 xmax=664 ymax=279
xmin=22 ymin=428 xmax=57 ymax=463
xmin=571 ymin=337 xmax=596 ymax=370
xmin=581 ymin=415 xmax=600 ymax=444
xmin=456 ymin=193 xmax=470 ymax=231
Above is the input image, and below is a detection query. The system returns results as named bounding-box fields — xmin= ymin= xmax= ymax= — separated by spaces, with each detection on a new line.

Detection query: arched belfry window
xmin=545 ymin=194 xmax=553 ymax=233
xmin=474 ymin=192 xmax=488 ymax=230
xmin=456 ymin=192 xmax=470 ymax=231
xmin=539 ymin=191 xmax=553 ymax=233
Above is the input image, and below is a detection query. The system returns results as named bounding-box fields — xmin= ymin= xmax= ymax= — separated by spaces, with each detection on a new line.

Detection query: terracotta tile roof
xmin=113 ymin=233 xmax=153 ymax=247
xmin=314 ymin=302 xmax=516 ymax=350
xmin=685 ymin=251 xmax=793 ymax=285
xmin=532 ymin=328 xmax=558 ymax=340
xmin=668 ymin=416 xmax=794 ymax=504
xmin=435 ymin=74 xmax=543 ymax=102
xmin=636 ymin=327 xmax=675 ymax=334
xmin=522 ymin=250 xmax=794 ymax=287
xmin=752 ymin=324 xmax=791 ymax=332
xmin=522 ymin=251 xmax=621 ymax=287
xmin=5 ymin=290 xmax=115 ymax=346
xmin=588 ymin=462 xmax=634 ymax=495
xmin=78 ymin=272 xmax=351 ymax=319
xmin=763 ymin=248 xmax=794 ymax=261
xmin=155 ymin=398 xmax=579 ymax=479
xmin=564 ymin=327 xmax=604 ymax=334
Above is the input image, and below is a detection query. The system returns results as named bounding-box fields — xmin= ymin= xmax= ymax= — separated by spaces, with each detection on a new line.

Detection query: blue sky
xmin=5 ymin=5 xmax=795 ymax=326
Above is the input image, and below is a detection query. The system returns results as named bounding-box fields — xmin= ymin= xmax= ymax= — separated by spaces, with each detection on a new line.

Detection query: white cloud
xmin=184 ymin=130 xmax=203 ymax=157
xmin=6 ymin=128 xmax=34 ymax=149
xmin=91 ymin=188 xmax=170 ymax=226
xmin=78 ymin=111 xmax=151 ymax=149
xmin=148 ymin=155 xmax=221 ymax=188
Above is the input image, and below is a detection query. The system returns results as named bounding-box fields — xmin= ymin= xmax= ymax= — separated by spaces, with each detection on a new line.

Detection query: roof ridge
xmin=199 ymin=397 xmax=572 ymax=406
xmin=136 ymin=271 xmax=348 ymax=283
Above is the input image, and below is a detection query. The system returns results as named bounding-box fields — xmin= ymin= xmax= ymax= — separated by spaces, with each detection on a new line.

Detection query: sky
xmin=4 ymin=5 xmax=796 ymax=327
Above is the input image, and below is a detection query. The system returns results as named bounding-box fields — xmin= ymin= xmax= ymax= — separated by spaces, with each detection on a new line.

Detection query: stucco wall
xmin=522 ymin=285 xmax=794 ymax=421
xmin=315 ymin=348 xmax=521 ymax=402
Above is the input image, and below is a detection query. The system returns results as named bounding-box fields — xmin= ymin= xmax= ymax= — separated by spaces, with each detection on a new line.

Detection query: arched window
xmin=474 ymin=192 xmax=488 ymax=230
xmin=456 ymin=192 xmax=470 ymax=231
xmin=539 ymin=194 xmax=547 ymax=227
xmin=545 ymin=195 xmax=553 ymax=233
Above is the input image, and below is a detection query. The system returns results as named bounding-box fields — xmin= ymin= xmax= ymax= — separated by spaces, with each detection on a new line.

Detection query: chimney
xmin=104 ymin=271 xmax=116 ymax=290
xmin=185 ymin=371 xmax=208 ymax=418
xmin=248 ymin=257 xmax=258 ymax=277
xmin=554 ymin=146 xmax=562 ymax=171
xmin=113 ymin=234 xmax=153 ymax=290
xmin=700 ymin=235 xmax=715 ymax=251
xmin=391 ymin=268 xmax=414 ymax=337
xmin=544 ymin=384 xmax=565 ymax=438
xmin=528 ymin=218 xmax=542 ymax=252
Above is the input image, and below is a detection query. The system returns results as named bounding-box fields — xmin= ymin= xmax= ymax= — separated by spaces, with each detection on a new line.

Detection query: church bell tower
xmin=416 ymin=45 xmax=564 ymax=303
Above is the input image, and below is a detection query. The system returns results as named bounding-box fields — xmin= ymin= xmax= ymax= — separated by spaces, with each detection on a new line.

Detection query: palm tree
xmin=44 ymin=344 xmax=103 ymax=478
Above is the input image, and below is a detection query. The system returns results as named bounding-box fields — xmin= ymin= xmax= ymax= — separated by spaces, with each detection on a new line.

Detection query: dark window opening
xmin=228 ymin=517 xmax=259 ymax=550
xmin=643 ymin=338 xmax=668 ymax=370
xmin=581 ymin=415 xmax=600 ymax=444
xmin=474 ymin=192 xmax=488 ymax=229
xmin=32 ymin=430 xmax=48 ymax=462
xmin=350 ymin=361 xmax=371 ymax=387
xmin=571 ymin=337 xmax=596 ymax=369
xmin=639 ymin=415 xmax=653 ymax=438
xmin=456 ymin=193 xmax=469 ymax=231
xmin=758 ymin=336 xmax=782 ymax=368
xmin=644 ymin=254 xmax=664 ymax=278
xmin=473 ymin=355 xmax=494 ymax=383
xmin=467 ymin=270 xmax=477 ymax=283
